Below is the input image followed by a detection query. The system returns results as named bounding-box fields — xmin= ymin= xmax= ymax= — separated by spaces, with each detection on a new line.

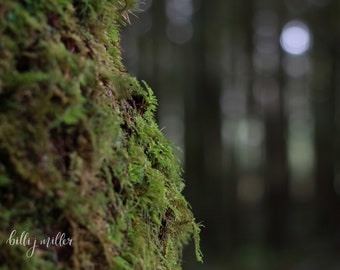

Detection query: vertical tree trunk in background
xmin=185 ymin=0 xmax=226 ymax=257
xmin=222 ymin=0 xmax=253 ymax=250
xmin=263 ymin=1 xmax=290 ymax=248
xmin=138 ymin=0 xmax=165 ymax=102
xmin=313 ymin=61 xmax=338 ymax=236
xmin=311 ymin=0 xmax=340 ymax=237
xmin=264 ymin=109 xmax=289 ymax=247
xmin=332 ymin=0 xmax=340 ymax=235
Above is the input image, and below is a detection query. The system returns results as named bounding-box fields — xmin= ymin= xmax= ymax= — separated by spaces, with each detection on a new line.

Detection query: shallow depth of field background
xmin=121 ymin=0 xmax=340 ymax=269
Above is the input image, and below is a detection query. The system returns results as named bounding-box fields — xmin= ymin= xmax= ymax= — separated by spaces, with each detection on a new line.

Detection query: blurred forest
xmin=121 ymin=0 xmax=340 ymax=269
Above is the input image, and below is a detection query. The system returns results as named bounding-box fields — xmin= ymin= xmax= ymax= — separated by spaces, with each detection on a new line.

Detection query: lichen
xmin=0 ymin=0 xmax=202 ymax=269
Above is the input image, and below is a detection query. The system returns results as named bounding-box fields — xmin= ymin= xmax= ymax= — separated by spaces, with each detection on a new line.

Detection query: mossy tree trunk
xmin=0 ymin=1 xmax=201 ymax=269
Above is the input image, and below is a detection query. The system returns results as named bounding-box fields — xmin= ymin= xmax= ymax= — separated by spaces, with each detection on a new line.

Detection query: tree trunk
xmin=184 ymin=0 xmax=226 ymax=258
xmin=311 ymin=1 xmax=340 ymax=237
xmin=0 ymin=1 xmax=201 ymax=269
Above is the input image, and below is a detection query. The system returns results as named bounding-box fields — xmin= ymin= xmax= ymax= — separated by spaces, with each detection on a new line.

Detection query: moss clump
xmin=0 ymin=0 xmax=202 ymax=269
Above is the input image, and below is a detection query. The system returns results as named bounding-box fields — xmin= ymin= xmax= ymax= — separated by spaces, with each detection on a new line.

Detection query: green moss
xmin=0 ymin=0 xmax=201 ymax=269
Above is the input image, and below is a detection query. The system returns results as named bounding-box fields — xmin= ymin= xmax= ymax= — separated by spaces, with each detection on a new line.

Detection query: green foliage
xmin=0 ymin=0 xmax=201 ymax=269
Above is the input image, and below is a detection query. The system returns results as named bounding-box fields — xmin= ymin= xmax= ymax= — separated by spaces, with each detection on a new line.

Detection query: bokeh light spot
xmin=280 ymin=20 xmax=311 ymax=55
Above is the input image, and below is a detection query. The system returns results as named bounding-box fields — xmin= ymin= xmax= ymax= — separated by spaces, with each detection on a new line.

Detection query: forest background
xmin=122 ymin=0 xmax=340 ymax=269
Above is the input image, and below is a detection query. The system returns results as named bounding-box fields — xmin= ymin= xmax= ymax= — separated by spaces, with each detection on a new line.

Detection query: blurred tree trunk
xmin=263 ymin=2 xmax=290 ymax=248
xmin=138 ymin=0 xmax=165 ymax=102
xmin=185 ymin=0 xmax=226 ymax=256
xmin=310 ymin=0 xmax=340 ymax=237
xmin=264 ymin=105 xmax=289 ymax=247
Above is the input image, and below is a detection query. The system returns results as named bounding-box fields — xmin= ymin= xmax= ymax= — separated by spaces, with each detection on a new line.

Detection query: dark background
xmin=121 ymin=0 xmax=340 ymax=269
